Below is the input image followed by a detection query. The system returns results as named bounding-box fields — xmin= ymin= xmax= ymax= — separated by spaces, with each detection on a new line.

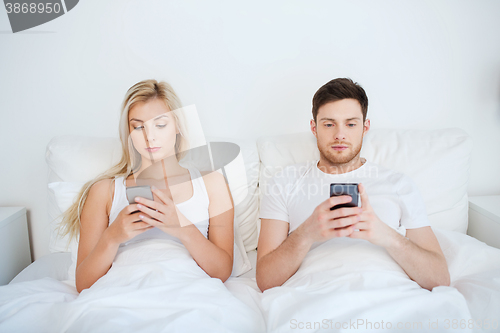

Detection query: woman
xmin=58 ymin=79 xmax=234 ymax=292
xmin=0 ymin=80 xmax=265 ymax=333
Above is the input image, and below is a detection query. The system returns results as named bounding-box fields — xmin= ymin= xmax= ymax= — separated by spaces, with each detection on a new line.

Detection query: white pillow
xmin=204 ymin=137 xmax=260 ymax=252
xmin=47 ymin=181 xmax=86 ymax=253
xmin=257 ymin=128 xmax=473 ymax=233
xmin=45 ymin=136 xmax=122 ymax=183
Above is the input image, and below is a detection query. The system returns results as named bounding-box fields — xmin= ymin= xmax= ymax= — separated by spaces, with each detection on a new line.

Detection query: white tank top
xmin=109 ymin=167 xmax=210 ymax=246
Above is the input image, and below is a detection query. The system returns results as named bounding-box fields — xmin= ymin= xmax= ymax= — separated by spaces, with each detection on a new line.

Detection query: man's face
xmin=311 ymin=98 xmax=370 ymax=165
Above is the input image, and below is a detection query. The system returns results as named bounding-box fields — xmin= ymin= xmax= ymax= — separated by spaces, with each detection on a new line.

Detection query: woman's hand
xmin=134 ymin=186 xmax=194 ymax=240
xmin=104 ymin=204 xmax=154 ymax=245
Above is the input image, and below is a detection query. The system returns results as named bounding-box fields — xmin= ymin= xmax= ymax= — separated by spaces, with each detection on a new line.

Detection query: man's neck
xmin=317 ymin=155 xmax=366 ymax=175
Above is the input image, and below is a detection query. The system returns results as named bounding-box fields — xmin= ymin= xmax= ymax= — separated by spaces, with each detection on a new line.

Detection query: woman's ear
xmin=174 ymin=133 xmax=181 ymax=153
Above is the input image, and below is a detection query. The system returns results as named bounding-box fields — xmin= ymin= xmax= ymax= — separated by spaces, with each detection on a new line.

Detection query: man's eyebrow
xmin=319 ymin=117 xmax=361 ymax=122
xmin=129 ymin=114 xmax=169 ymax=123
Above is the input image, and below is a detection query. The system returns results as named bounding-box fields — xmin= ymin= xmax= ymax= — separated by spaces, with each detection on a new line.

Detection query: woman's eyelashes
xmin=133 ymin=124 xmax=167 ymax=130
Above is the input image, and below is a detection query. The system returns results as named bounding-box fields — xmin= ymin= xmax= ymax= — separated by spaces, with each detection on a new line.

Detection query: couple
xmin=61 ymin=78 xmax=449 ymax=294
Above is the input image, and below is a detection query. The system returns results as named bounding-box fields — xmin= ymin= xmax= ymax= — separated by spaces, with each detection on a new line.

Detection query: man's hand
xmin=257 ymin=195 xmax=362 ymax=291
xmin=297 ymin=195 xmax=362 ymax=245
xmin=348 ymin=183 xmax=399 ymax=247
xmin=348 ymin=183 xmax=450 ymax=289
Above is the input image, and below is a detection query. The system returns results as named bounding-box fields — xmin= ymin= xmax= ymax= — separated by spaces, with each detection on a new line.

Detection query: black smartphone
xmin=330 ymin=183 xmax=359 ymax=210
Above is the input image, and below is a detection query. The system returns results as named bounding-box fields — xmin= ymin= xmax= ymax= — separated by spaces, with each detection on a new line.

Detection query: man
xmin=256 ymin=78 xmax=450 ymax=292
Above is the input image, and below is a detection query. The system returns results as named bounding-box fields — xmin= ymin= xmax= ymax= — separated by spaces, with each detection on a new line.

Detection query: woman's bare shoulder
xmin=199 ymin=170 xmax=231 ymax=202
xmin=89 ymin=178 xmax=115 ymax=195
xmin=86 ymin=178 xmax=116 ymax=216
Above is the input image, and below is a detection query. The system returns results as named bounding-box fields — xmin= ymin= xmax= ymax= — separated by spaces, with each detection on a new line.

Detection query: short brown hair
xmin=312 ymin=78 xmax=368 ymax=123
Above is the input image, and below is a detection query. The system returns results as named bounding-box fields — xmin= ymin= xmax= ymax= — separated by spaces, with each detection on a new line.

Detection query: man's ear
xmin=310 ymin=119 xmax=317 ymax=138
xmin=362 ymin=119 xmax=370 ymax=138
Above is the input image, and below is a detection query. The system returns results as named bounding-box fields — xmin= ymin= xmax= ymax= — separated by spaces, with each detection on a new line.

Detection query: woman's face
xmin=128 ymin=98 xmax=179 ymax=164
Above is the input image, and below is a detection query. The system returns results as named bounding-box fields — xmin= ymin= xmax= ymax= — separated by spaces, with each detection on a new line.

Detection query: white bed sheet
xmin=9 ymin=252 xmax=73 ymax=284
xmin=9 ymin=249 xmax=258 ymax=284
xmin=259 ymin=228 xmax=500 ymax=333
xmin=2 ymin=241 xmax=263 ymax=332
xmin=3 ymin=230 xmax=500 ymax=333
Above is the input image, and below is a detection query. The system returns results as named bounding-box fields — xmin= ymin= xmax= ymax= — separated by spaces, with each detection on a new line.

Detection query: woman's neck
xmin=133 ymin=155 xmax=185 ymax=180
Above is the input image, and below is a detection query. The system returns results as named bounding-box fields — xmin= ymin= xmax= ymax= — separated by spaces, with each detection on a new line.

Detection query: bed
xmin=1 ymin=128 xmax=499 ymax=333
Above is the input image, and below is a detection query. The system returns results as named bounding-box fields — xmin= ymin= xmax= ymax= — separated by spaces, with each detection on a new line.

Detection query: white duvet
xmin=259 ymin=229 xmax=500 ymax=333
xmin=0 ymin=239 xmax=265 ymax=333
xmin=1 ymin=230 xmax=499 ymax=333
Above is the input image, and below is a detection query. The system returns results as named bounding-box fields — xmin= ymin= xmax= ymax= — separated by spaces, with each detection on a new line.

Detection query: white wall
xmin=1 ymin=0 xmax=499 ymax=260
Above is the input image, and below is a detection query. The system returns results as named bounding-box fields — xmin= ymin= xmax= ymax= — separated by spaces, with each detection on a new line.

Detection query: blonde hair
xmin=56 ymin=80 xmax=189 ymax=247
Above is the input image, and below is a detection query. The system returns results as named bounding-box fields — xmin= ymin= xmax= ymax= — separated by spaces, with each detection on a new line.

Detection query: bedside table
xmin=467 ymin=195 xmax=500 ymax=249
xmin=0 ymin=207 xmax=32 ymax=285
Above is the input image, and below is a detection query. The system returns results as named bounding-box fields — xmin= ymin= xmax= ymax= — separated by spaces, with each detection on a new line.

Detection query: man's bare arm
xmin=256 ymin=219 xmax=311 ymax=292
xmin=349 ymin=183 xmax=450 ymax=290
xmin=385 ymin=227 xmax=450 ymax=290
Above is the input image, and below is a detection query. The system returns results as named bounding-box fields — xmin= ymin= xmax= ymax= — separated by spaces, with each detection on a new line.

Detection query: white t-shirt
xmin=259 ymin=159 xmax=430 ymax=242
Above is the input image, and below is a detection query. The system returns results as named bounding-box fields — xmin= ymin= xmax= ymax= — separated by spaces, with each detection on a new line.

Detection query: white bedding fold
xmin=0 ymin=239 xmax=265 ymax=333
xmin=259 ymin=229 xmax=500 ymax=333
xmin=1 ymin=230 xmax=499 ymax=333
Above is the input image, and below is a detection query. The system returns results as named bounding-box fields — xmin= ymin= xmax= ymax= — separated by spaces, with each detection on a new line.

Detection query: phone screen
xmin=330 ymin=183 xmax=359 ymax=210
xmin=125 ymin=185 xmax=154 ymax=204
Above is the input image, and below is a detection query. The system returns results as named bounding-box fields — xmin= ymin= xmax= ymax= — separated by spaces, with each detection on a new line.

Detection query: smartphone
xmin=330 ymin=183 xmax=360 ymax=210
xmin=126 ymin=185 xmax=154 ymax=205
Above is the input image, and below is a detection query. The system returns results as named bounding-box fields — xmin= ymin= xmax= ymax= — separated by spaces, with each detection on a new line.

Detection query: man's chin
xmin=322 ymin=151 xmax=356 ymax=165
